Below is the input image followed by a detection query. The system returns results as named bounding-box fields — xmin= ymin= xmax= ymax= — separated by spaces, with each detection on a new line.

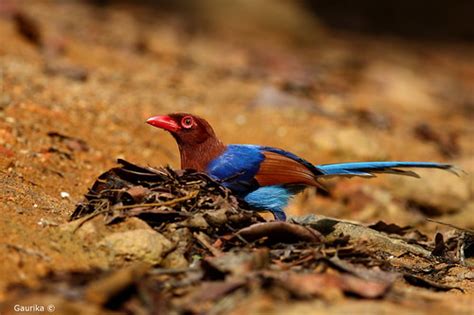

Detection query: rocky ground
xmin=0 ymin=1 xmax=473 ymax=314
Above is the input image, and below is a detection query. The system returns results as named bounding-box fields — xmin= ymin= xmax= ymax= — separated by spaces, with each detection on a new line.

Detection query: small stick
xmin=193 ymin=232 xmax=222 ymax=256
xmin=72 ymin=200 xmax=110 ymax=233
xmin=426 ymin=218 xmax=474 ymax=234
xmin=113 ymin=190 xmax=199 ymax=210
xmin=72 ymin=210 xmax=109 ymax=233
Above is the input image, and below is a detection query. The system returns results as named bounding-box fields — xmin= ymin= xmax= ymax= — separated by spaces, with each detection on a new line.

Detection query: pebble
xmin=99 ymin=229 xmax=174 ymax=265
xmin=60 ymin=191 xmax=70 ymax=199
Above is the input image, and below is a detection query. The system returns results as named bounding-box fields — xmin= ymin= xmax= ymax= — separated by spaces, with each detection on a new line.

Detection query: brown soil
xmin=0 ymin=0 xmax=473 ymax=313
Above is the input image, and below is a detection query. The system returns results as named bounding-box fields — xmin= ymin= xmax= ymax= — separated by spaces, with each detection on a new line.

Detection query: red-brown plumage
xmin=255 ymin=151 xmax=323 ymax=188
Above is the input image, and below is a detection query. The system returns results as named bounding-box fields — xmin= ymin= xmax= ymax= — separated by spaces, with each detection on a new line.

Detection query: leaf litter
xmin=4 ymin=160 xmax=473 ymax=314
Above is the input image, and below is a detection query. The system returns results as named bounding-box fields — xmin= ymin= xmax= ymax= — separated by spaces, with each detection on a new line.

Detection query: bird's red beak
xmin=146 ymin=115 xmax=180 ymax=132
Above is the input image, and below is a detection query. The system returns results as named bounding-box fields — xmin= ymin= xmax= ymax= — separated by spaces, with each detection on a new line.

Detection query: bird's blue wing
xmin=207 ymin=145 xmax=325 ymax=220
xmin=207 ymin=145 xmax=327 ymax=192
xmin=207 ymin=145 xmax=264 ymax=194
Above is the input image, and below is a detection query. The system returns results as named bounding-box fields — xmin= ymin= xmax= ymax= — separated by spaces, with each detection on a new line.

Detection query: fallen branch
xmin=291 ymin=214 xmax=432 ymax=258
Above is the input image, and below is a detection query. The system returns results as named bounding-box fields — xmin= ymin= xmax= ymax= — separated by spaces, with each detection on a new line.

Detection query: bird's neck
xmin=178 ymin=138 xmax=226 ymax=172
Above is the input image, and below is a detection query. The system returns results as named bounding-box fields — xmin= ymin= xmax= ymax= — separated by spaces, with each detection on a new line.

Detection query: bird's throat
xmin=178 ymin=138 xmax=226 ymax=172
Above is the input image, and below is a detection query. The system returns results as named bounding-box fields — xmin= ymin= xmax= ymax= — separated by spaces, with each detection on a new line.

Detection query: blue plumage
xmin=318 ymin=161 xmax=455 ymax=177
xmin=207 ymin=145 xmax=263 ymax=194
xmin=243 ymin=185 xmax=295 ymax=221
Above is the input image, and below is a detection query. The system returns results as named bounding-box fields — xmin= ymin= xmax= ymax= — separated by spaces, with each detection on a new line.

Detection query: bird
xmin=146 ymin=113 xmax=457 ymax=221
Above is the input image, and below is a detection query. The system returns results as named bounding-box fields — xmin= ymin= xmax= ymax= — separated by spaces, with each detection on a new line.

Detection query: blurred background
xmin=0 ymin=0 xmax=473 ymax=287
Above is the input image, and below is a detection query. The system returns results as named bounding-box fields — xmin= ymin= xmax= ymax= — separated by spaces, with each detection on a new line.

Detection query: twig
xmin=72 ymin=199 xmax=110 ymax=233
xmin=73 ymin=191 xmax=199 ymax=232
xmin=283 ymin=253 xmax=318 ymax=268
xmin=113 ymin=190 xmax=199 ymax=210
xmin=225 ymin=224 xmax=249 ymax=245
xmin=426 ymin=218 xmax=474 ymax=234
xmin=72 ymin=210 xmax=109 ymax=233
xmin=194 ymin=232 xmax=222 ymax=256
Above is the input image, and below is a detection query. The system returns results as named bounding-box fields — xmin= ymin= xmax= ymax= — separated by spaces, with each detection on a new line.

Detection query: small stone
xmin=161 ymin=250 xmax=189 ymax=269
xmin=37 ymin=218 xmax=59 ymax=227
xmin=60 ymin=191 xmax=70 ymax=199
xmin=60 ymin=215 xmax=105 ymax=241
xmin=5 ymin=116 xmax=15 ymax=124
xmin=180 ymin=213 xmax=209 ymax=229
xmin=99 ymin=229 xmax=174 ymax=265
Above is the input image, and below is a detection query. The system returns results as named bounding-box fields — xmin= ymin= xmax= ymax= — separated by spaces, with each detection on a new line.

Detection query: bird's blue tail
xmin=316 ymin=161 xmax=458 ymax=178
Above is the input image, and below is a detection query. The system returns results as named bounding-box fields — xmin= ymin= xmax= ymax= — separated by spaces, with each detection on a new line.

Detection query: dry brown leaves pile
xmin=71 ymin=159 xmax=260 ymax=230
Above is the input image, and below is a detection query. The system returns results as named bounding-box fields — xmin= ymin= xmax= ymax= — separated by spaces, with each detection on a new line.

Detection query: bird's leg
xmin=271 ymin=210 xmax=287 ymax=221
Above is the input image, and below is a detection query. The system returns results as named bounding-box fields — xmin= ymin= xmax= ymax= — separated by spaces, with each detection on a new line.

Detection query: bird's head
xmin=146 ymin=113 xmax=225 ymax=170
xmin=146 ymin=113 xmax=217 ymax=146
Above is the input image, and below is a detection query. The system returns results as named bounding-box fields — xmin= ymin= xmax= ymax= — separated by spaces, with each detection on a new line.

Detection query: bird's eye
xmin=181 ymin=116 xmax=194 ymax=129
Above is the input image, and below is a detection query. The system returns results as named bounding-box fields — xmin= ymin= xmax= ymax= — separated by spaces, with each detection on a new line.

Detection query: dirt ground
xmin=0 ymin=0 xmax=473 ymax=314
